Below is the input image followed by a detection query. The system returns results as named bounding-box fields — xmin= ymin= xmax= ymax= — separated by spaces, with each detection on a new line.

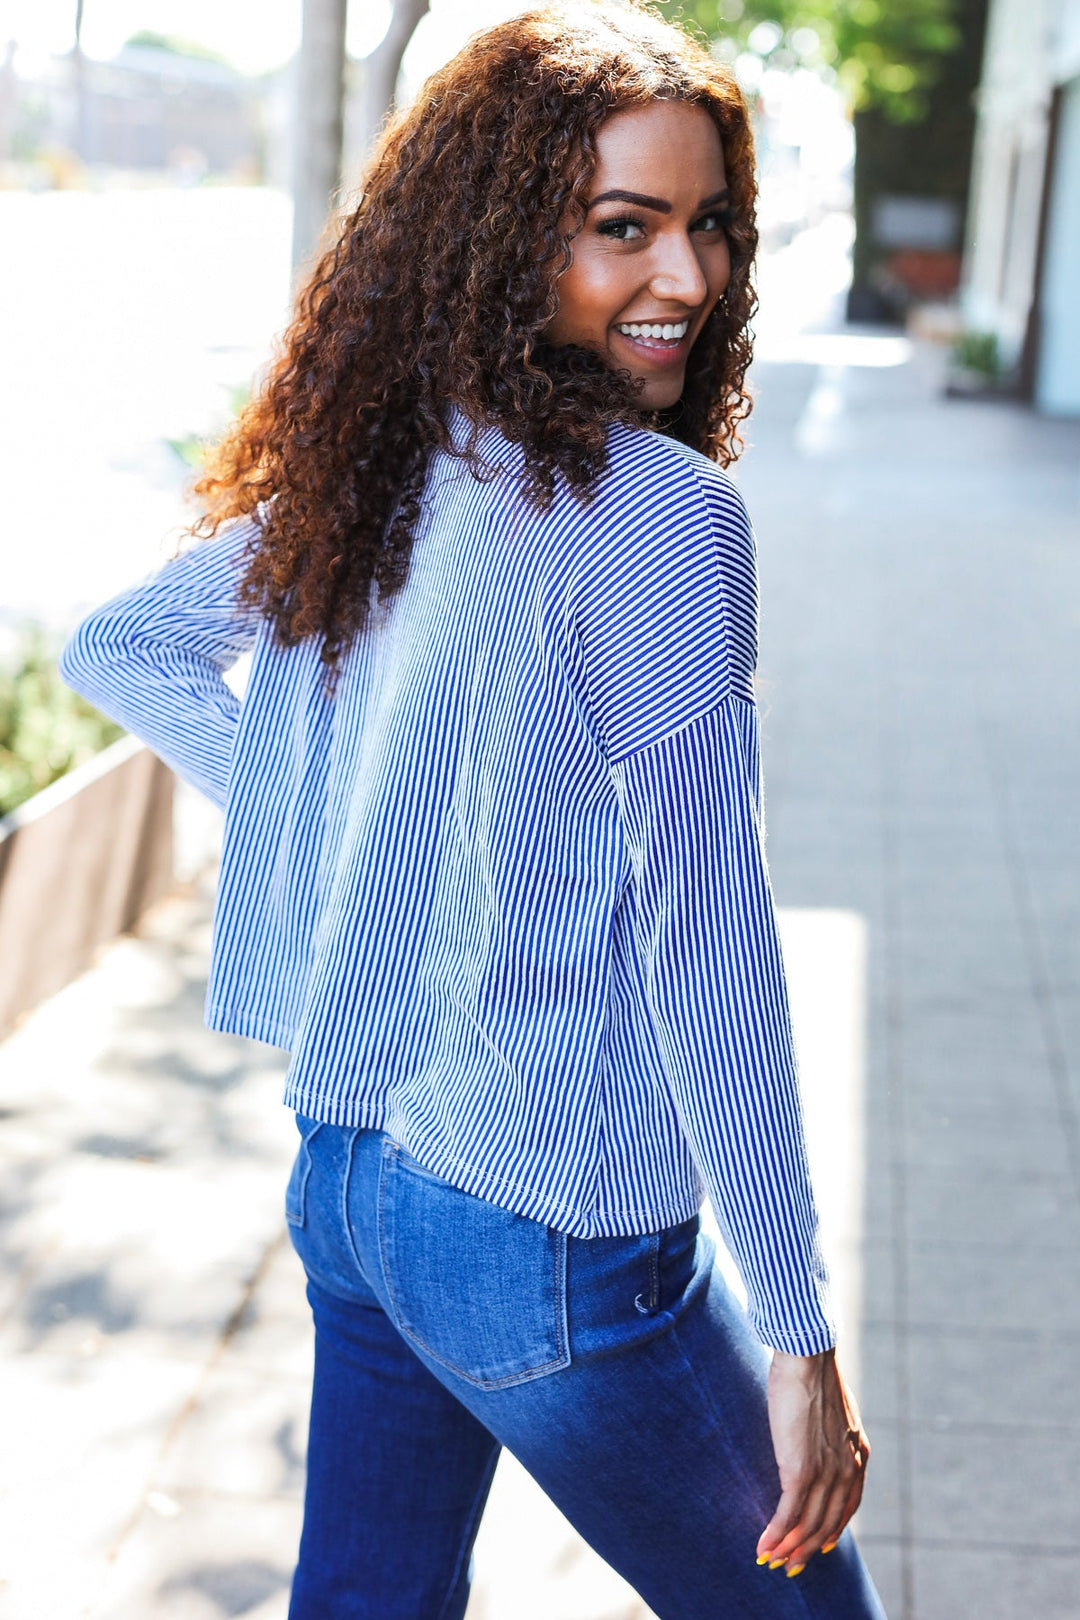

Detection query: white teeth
xmin=616 ymin=319 xmax=690 ymax=340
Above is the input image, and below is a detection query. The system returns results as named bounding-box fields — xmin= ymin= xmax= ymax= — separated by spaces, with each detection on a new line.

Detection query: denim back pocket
xmin=377 ymin=1140 xmax=570 ymax=1390
xmin=285 ymin=1114 xmax=324 ymax=1228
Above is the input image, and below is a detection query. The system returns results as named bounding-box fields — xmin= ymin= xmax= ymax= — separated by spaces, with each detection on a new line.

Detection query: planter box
xmin=943 ymin=364 xmax=1015 ymax=401
xmin=0 ymin=736 xmax=175 ymax=1039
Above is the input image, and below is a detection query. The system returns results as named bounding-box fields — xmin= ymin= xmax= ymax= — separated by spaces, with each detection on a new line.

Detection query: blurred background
xmin=0 ymin=2 xmax=1077 ymax=1618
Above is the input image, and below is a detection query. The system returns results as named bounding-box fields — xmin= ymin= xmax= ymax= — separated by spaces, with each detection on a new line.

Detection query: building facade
xmin=963 ymin=0 xmax=1080 ymax=412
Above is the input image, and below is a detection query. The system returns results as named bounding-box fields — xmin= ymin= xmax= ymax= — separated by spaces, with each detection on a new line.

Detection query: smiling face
xmin=544 ymin=99 xmax=733 ymax=411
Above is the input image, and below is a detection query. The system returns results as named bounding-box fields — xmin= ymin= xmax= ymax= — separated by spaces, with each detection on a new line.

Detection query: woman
xmin=60 ymin=4 xmax=888 ymax=1616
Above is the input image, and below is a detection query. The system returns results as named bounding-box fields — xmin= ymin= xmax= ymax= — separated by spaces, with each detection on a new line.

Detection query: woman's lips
xmin=611 ymin=325 xmax=691 ymax=367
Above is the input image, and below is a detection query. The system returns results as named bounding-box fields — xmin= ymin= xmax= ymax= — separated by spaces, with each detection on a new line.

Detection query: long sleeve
xmin=574 ymin=441 xmax=835 ymax=1353
xmin=58 ymin=519 xmax=261 ymax=811
xmin=611 ymin=701 xmax=835 ymax=1354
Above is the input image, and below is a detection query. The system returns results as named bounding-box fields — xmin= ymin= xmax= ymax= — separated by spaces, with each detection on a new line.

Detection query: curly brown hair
xmin=189 ymin=0 xmax=758 ymax=680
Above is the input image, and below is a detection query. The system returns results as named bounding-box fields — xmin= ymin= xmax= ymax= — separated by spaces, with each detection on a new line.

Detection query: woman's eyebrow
xmin=588 ymin=189 xmax=672 ymax=213
xmin=587 ymin=186 xmax=731 ymax=213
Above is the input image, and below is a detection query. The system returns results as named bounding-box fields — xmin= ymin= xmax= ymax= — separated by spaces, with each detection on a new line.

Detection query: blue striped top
xmin=59 ymin=411 xmax=835 ymax=1354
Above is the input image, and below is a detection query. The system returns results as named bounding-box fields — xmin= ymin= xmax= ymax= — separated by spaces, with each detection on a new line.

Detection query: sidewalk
xmin=741 ymin=339 xmax=1080 ymax=1619
xmin=1 ymin=338 xmax=1078 ymax=1619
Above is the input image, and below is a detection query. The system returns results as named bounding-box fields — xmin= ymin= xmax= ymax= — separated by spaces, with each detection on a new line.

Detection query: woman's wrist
xmin=770 ymin=1346 xmax=836 ymax=1371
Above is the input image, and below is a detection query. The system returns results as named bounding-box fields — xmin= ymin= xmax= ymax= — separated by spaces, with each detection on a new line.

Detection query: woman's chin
xmin=636 ymin=374 xmax=686 ymax=411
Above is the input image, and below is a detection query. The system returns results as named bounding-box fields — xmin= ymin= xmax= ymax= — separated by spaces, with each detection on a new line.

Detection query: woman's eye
xmin=694 ymin=206 xmax=737 ymax=233
xmin=597 ymin=216 xmax=646 ymax=241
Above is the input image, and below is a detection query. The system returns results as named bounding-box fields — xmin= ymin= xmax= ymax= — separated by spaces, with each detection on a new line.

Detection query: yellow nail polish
xmin=768 ymin=1559 xmax=785 ymax=1570
xmin=786 ymin=1564 xmax=805 ymax=1578
xmin=756 ymin=1555 xmax=771 ymax=1565
xmin=822 ymin=1542 xmax=837 ymax=1554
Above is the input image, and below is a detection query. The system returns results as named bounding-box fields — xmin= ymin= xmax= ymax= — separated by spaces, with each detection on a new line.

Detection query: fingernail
xmin=786 ymin=1564 xmax=805 ymax=1578
xmin=822 ymin=1542 xmax=837 ymax=1554
xmin=768 ymin=1559 xmax=785 ymax=1569
xmin=756 ymin=1554 xmax=771 ymax=1565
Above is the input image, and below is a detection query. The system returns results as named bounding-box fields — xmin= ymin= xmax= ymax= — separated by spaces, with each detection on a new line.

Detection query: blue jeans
xmin=285 ymin=1118 xmax=889 ymax=1619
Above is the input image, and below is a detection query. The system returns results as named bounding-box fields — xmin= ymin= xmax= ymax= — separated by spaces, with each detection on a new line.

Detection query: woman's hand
xmin=754 ymin=1346 xmax=870 ymax=1577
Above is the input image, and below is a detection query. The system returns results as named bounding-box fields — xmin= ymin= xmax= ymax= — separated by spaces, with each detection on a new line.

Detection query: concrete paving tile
xmin=907 ymin=1326 xmax=1080 ymax=1431
xmin=897 ymin=935 xmax=1034 ymax=1006
xmin=770 ymin=809 xmax=884 ymax=864
xmin=902 ymin=1165 xmax=1080 ymax=1252
xmin=0 ymin=1354 xmax=203 ymax=1620
xmin=885 ymin=858 xmax=1014 ymax=910
xmin=898 ymin=1110 xmax=1072 ymax=1176
xmin=0 ymin=1148 xmax=289 ymax=1357
xmin=1052 ymin=990 xmax=1080 ymax=1095
xmin=851 ymin=1537 xmax=903 ymax=1620
xmin=912 ymin=1545 xmax=1080 ymax=1620
xmin=99 ymin=1491 xmax=300 ymax=1620
xmin=1023 ymin=845 xmax=1080 ymax=900
xmin=910 ymin=1425 xmax=1080 ymax=1548
xmin=0 ymin=1234 xmax=273 ymax=1361
xmin=156 ymin=1365 xmax=309 ymax=1498
xmin=888 ymin=775 xmax=1002 ymax=820
xmin=859 ymin=1147 xmax=898 ymax=1244
xmin=765 ymin=797 xmax=885 ymax=858
xmin=0 ymin=1351 xmax=200 ymax=1491
xmin=1041 ymin=955 xmax=1080 ymax=1011
xmin=898 ymin=1002 xmax=1056 ymax=1099
xmin=901 ymin=1066 xmax=1060 ymax=1126
xmin=863 ymin=1064 xmax=892 ymax=1129
xmin=0 ymin=1512 xmax=118 ymax=1620
xmin=766 ymin=727 xmax=879 ymax=778
xmin=222 ymin=1237 xmax=314 ymax=1382
xmin=903 ymin=1242 xmax=1080 ymax=1335
xmin=857 ymin=1321 xmax=902 ymax=1427
xmin=835 ymin=1235 xmax=899 ymax=1329
xmin=891 ymin=810 xmax=1004 ymax=863
xmin=770 ymin=860 xmax=885 ymax=923
xmin=1017 ymin=813 xmax=1080 ymax=866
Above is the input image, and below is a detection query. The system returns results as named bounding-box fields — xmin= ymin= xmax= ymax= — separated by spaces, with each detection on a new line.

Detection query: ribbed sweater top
xmin=59 ymin=411 xmax=835 ymax=1354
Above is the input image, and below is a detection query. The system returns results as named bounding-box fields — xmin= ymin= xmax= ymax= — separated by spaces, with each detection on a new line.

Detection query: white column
xmin=1036 ymin=73 xmax=1080 ymax=413
xmin=292 ymin=0 xmax=349 ymax=274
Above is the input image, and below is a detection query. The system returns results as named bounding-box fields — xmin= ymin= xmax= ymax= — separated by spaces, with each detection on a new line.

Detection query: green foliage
xmin=166 ymin=383 xmax=251 ymax=474
xmin=661 ymin=0 xmax=962 ymax=120
xmin=165 ymin=433 xmax=207 ymax=470
xmin=952 ymin=328 xmax=1000 ymax=377
xmin=123 ymin=30 xmax=231 ymax=66
xmin=0 ymin=626 xmax=124 ymax=820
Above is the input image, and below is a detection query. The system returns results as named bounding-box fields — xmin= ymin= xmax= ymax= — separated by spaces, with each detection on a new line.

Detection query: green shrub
xmin=0 ymin=626 xmax=125 ymax=819
xmin=166 ymin=383 xmax=251 ymax=472
xmin=953 ymin=329 xmax=1001 ymax=379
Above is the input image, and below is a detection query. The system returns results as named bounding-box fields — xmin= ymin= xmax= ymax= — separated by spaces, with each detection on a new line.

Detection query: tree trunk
xmin=354 ymin=0 xmax=431 ymax=171
xmin=292 ymin=0 xmax=349 ymax=273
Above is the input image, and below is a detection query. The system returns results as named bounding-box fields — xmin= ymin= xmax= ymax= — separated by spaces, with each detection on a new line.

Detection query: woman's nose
xmin=649 ymin=233 xmax=710 ymax=307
